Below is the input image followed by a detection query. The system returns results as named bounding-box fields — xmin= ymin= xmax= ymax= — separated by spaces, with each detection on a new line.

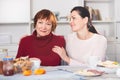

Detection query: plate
xmin=97 ymin=67 xmax=117 ymax=73
xmin=74 ymin=69 xmax=103 ymax=77
xmin=97 ymin=60 xmax=119 ymax=68
xmin=97 ymin=60 xmax=120 ymax=73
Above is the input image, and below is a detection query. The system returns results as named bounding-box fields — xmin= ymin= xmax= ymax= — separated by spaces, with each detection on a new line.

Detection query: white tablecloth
xmin=0 ymin=66 xmax=120 ymax=80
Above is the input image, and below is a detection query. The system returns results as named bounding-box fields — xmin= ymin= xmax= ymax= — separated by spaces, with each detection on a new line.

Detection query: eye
xmin=37 ymin=21 xmax=43 ymax=24
xmin=69 ymin=16 xmax=76 ymax=21
xmin=46 ymin=23 xmax=52 ymax=26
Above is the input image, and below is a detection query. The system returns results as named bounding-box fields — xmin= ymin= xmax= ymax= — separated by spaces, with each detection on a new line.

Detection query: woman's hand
xmin=52 ymin=46 xmax=70 ymax=64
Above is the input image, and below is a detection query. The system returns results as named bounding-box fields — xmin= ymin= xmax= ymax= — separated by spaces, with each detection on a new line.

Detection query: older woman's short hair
xmin=33 ymin=9 xmax=57 ymax=31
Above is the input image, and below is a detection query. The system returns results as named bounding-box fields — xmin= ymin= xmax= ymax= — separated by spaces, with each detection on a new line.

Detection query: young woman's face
xmin=69 ymin=11 xmax=86 ymax=32
xmin=35 ymin=19 xmax=52 ymax=37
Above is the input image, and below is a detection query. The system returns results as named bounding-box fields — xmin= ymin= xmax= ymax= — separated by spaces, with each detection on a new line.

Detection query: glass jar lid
xmin=3 ymin=56 xmax=13 ymax=61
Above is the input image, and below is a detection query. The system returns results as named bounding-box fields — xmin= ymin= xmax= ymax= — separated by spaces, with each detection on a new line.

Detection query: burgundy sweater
xmin=16 ymin=31 xmax=65 ymax=66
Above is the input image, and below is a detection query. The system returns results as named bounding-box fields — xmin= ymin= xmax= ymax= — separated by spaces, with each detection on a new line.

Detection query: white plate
xmin=74 ymin=69 xmax=102 ymax=77
xmin=97 ymin=60 xmax=119 ymax=68
xmin=97 ymin=67 xmax=118 ymax=73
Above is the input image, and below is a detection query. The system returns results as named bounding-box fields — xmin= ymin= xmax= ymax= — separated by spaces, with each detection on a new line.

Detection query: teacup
xmin=30 ymin=58 xmax=41 ymax=70
xmin=88 ymin=56 xmax=100 ymax=68
xmin=116 ymin=68 xmax=120 ymax=77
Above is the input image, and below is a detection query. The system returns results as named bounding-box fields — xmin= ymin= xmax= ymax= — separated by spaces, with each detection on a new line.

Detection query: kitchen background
xmin=0 ymin=0 xmax=120 ymax=62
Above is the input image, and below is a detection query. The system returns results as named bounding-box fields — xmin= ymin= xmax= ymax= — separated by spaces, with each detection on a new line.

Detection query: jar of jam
xmin=2 ymin=57 xmax=14 ymax=76
xmin=0 ymin=61 xmax=3 ymax=74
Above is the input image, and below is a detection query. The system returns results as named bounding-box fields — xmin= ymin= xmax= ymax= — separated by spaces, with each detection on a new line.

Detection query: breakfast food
xmin=87 ymin=69 xmax=104 ymax=75
xmin=22 ymin=70 xmax=32 ymax=76
xmin=34 ymin=68 xmax=46 ymax=75
xmin=14 ymin=56 xmax=32 ymax=73
xmin=74 ymin=69 xmax=103 ymax=76
xmin=77 ymin=70 xmax=94 ymax=76
xmin=97 ymin=60 xmax=119 ymax=68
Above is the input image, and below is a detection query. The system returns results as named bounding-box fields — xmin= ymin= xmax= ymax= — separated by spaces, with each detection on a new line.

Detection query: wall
xmin=0 ymin=0 xmax=83 ymax=58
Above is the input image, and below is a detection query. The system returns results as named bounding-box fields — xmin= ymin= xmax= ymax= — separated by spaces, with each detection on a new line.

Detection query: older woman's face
xmin=35 ymin=19 xmax=52 ymax=37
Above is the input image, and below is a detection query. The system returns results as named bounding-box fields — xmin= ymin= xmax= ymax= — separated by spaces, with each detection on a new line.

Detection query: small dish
xmin=97 ymin=60 xmax=120 ymax=73
xmin=74 ymin=69 xmax=103 ymax=77
xmin=97 ymin=60 xmax=119 ymax=68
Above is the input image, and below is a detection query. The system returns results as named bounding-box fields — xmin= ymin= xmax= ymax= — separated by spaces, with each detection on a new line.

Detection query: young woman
xmin=52 ymin=6 xmax=107 ymax=66
xmin=16 ymin=9 xmax=65 ymax=66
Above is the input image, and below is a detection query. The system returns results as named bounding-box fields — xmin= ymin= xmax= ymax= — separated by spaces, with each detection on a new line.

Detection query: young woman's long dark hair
xmin=71 ymin=6 xmax=98 ymax=34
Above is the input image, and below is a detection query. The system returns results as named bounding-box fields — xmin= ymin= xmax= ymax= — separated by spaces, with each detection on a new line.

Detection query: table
xmin=0 ymin=66 xmax=120 ymax=80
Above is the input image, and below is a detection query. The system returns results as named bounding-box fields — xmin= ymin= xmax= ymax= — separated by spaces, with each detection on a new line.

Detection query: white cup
xmin=88 ymin=56 xmax=100 ymax=68
xmin=116 ymin=68 xmax=120 ymax=77
xmin=30 ymin=58 xmax=41 ymax=70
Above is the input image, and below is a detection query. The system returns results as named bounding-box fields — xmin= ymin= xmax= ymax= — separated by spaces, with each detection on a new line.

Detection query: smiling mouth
xmin=40 ymin=30 xmax=47 ymax=33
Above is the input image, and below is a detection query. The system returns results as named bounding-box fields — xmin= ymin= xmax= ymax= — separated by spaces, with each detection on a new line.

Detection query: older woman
xmin=16 ymin=9 xmax=65 ymax=66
